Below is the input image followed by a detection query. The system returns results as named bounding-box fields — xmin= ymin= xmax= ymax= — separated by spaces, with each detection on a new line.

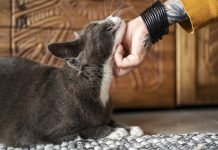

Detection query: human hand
xmin=114 ymin=16 xmax=151 ymax=77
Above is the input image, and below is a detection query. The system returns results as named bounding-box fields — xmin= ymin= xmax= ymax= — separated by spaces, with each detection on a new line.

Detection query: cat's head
xmin=48 ymin=16 xmax=126 ymax=66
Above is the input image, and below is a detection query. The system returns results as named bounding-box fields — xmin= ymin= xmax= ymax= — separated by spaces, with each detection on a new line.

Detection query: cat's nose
xmin=106 ymin=15 xmax=116 ymax=20
xmin=110 ymin=16 xmax=122 ymax=24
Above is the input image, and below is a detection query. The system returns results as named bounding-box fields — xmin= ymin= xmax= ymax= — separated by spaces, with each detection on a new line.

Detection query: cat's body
xmin=0 ymin=57 xmax=112 ymax=145
xmin=0 ymin=16 xmax=143 ymax=146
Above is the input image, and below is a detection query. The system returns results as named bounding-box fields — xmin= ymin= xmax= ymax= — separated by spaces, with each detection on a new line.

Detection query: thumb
xmin=115 ymin=44 xmax=143 ymax=68
xmin=114 ymin=44 xmax=125 ymax=67
xmin=114 ymin=66 xmax=133 ymax=77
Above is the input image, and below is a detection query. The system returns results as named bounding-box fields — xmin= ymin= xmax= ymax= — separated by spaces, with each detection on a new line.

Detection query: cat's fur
xmin=0 ymin=16 xmax=143 ymax=146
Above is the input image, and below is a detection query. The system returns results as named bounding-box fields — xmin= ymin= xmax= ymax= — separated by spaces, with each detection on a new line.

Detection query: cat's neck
xmin=63 ymin=62 xmax=103 ymax=80
xmin=63 ymin=57 xmax=114 ymax=107
xmin=99 ymin=57 xmax=114 ymax=106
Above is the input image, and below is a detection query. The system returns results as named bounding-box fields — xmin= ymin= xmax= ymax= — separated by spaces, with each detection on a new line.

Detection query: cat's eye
xmin=107 ymin=25 xmax=115 ymax=31
xmin=107 ymin=27 xmax=113 ymax=31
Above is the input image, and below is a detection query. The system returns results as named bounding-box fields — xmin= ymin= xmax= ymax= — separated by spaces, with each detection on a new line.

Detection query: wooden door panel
xmin=177 ymin=22 xmax=218 ymax=105
xmin=198 ymin=23 xmax=218 ymax=86
xmin=197 ymin=23 xmax=218 ymax=103
xmin=0 ymin=0 xmax=175 ymax=108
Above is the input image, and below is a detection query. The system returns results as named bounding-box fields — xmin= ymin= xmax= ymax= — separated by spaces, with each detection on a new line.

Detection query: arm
xmin=163 ymin=0 xmax=188 ymax=25
xmin=179 ymin=0 xmax=218 ymax=33
xmin=140 ymin=0 xmax=188 ymax=44
xmin=114 ymin=0 xmax=188 ymax=76
xmin=114 ymin=0 xmax=218 ymax=76
xmin=114 ymin=0 xmax=186 ymax=76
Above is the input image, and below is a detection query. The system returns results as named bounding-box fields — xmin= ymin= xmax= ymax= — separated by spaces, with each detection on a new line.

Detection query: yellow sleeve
xmin=179 ymin=0 xmax=218 ymax=33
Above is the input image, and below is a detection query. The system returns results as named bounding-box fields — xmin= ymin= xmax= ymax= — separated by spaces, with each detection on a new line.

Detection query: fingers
xmin=114 ymin=44 xmax=125 ymax=67
xmin=113 ymin=44 xmax=144 ymax=76
xmin=114 ymin=45 xmax=142 ymax=68
xmin=113 ymin=66 xmax=133 ymax=77
xmin=113 ymin=45 xmax=134 ymax=76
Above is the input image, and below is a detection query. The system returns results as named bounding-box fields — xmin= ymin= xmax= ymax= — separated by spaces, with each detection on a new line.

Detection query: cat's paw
xmin=106 ymin=128 xmax=129 ymax=139
xmin=129 ymin=126 xmax=144 ymax=137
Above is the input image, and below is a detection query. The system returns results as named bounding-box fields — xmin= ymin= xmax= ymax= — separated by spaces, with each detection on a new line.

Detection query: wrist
xmin=134 ymin=16 xmax=148 ymax=36
xmin=131 ymin=16 xmax=152 ymax=53
xmin=137 ymin=16 xmax=152 ymax=50
xmin=140 ymin=1 xmax=169 ymax=44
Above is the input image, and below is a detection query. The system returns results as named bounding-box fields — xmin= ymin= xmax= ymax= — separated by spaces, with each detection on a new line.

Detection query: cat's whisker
xmin=109 ymin=0 xmax=114 ymax=15
xmin=111 ymin=4 xmax=124 ymax=17
xmin=104 ymin=0 xmax=109 ymax=18
xmin=103 ymin=1 xmax=106 ymax=18
xmin=116 ymin=7 xmax=132 ymax=17
xmin=115 ymin=5 xmax=129 ymax=16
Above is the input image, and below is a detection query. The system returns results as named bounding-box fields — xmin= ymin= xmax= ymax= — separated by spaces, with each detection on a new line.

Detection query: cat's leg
xmin=58 ymin=123 xmax=143 ymax=142
xmin=103 ymin=120 xmax=129 ymax=139
xmin=80 ymin=125 xmax=129 ymax=139
xmin=108 ymin=119 xmax=128 ymax=129
xmin=79 ymin=126 xmax=113 ymax=139
xmin=108 ymin=119 xmax=144 ymax=137
xmin=58 ymin=134 xmax=78 ymax=143
xmin=106 ymin=127 xmax=129 ymax=139
xmin=54 ymin=125 xmax=126 ymax=142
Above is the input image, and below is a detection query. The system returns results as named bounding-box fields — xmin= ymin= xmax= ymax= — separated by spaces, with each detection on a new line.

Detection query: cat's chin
xmin=112 ymin=20 xmax=126 ymax=54
xmin=116 ymin=21 xmax=126 ymax=44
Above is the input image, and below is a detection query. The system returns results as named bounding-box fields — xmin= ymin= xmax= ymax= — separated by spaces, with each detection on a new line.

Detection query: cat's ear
xmin=48 ymin=40 xmax=83 ymax=59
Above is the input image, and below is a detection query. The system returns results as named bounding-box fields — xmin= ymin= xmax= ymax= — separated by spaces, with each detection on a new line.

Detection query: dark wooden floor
xmin=113 ymin=108 xmax=218 ymax=134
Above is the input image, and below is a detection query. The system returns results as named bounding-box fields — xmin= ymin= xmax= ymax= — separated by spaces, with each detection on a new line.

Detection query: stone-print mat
xmin=1 ymin=133 xmax=218 ymax=150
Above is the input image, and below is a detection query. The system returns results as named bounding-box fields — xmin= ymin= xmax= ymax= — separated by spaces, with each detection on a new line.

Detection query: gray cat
xmin=0 ymin=16 xmax=143 ymax=146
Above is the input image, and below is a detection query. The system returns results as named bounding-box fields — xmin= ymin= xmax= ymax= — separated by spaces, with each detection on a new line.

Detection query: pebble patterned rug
xmin=1 ymin=133 xmax=218 ymax=150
